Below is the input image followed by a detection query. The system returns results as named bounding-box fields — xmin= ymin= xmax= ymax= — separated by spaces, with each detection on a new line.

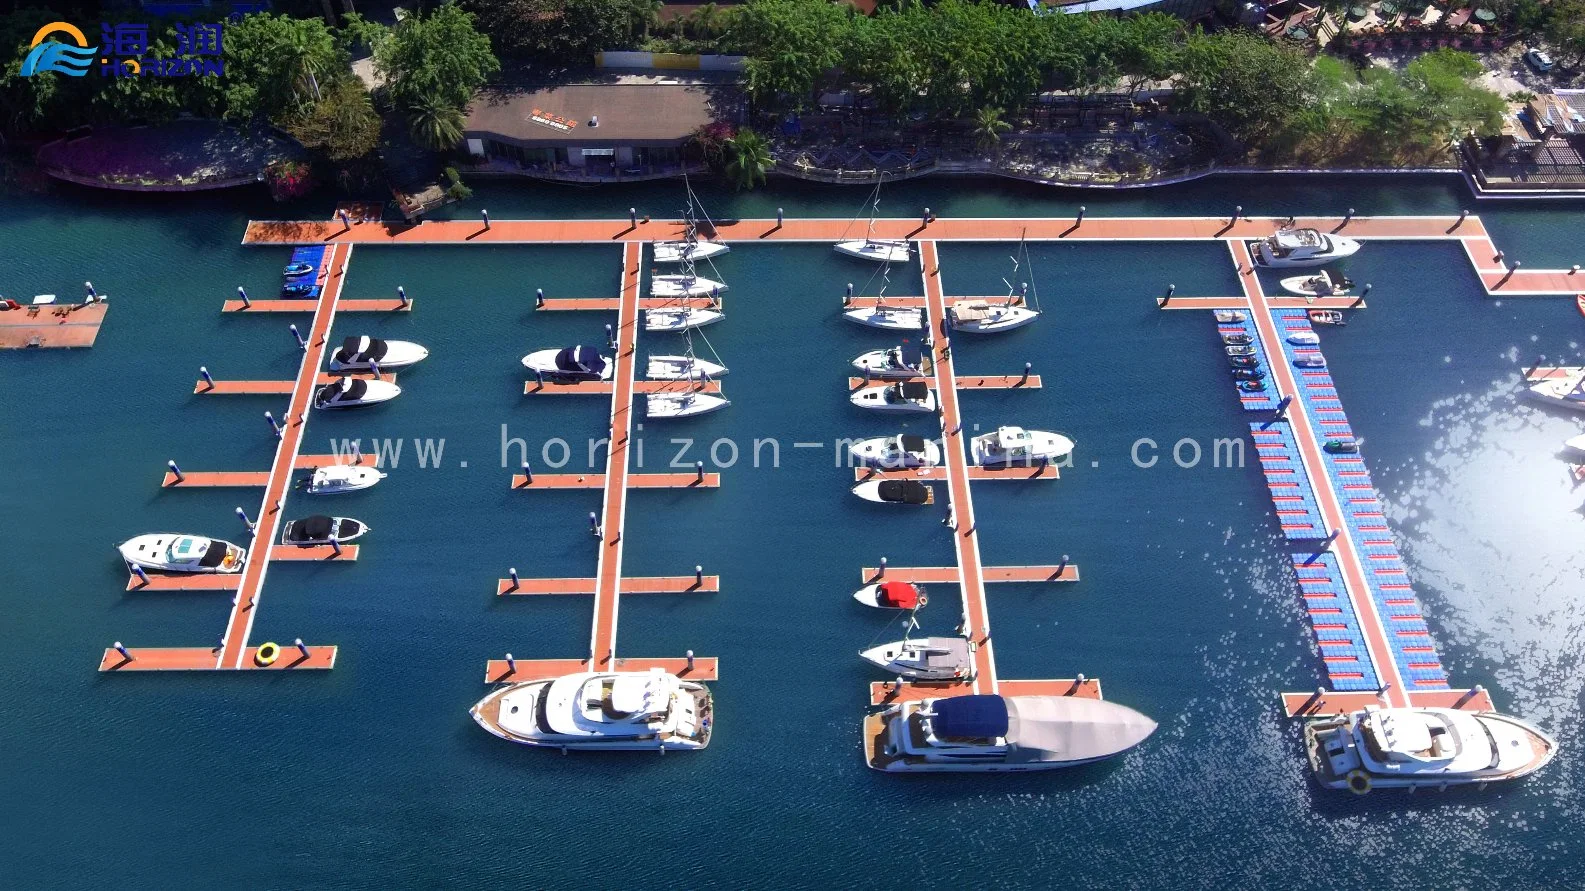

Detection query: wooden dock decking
xmin=194 ymin=371 xmax=395 ymax=395
xmin=0 ymin=301 xmax=107 ymax=349
xmin=509 ymin=471 xmax=720 ymax=489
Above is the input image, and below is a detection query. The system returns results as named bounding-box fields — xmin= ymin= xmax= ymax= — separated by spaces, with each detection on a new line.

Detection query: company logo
xmin=20 ymin=22 xmax=97 ymax=77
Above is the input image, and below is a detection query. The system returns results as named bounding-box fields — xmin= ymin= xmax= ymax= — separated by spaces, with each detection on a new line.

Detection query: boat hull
xmin=652 ymin=241 xmax=728 ymax=264
xmin=118 ymin=534 xmax=246 ymax=574
xmin=314 ymin=379 xmax=401 ymax=409
xmin=969 ymin=430 xmax=1074 ymax=466
xmin=646 ymin=356 xmax=727 ymax=380
xmin=843 ymin=307 xmax=924 ymax=330
xmin=849 ymin=436 xmax=942 ymax=468
xmin=949 ymin=305 xmax=1040 ymax=333
xmin=281 ymin=517 xmax=368 ymax=546
xmin=304 ymin=465 xmax=386 ymax=494
xmin=646 ymin=392 xmax=730 ymax=418
xmin=1527 ymin=378 xmax=1585 ymax=413
xmin=851 ymin=349 xmax=925 ymax=379
xmin=328 ymin=340 xmax=428 ymax=372
xmin=521 ymin=349 xmax=614 ymax=381
xmin=469 ymin=678 xmax=713 ymax=751
xmin=853 ymin=583 xmax=925 ymax=609
xmin=644 ymin=308 xmax=724 ymax=333
xmin=650 ymin=276 xmax=726 ymax=299
xmin=849 ymin=388 xmax=937 ymax=413
xmin=834 ymin=240 xmax=911 ymax=264
xmin=1304 ymin=711 xmax=1557 ymax=791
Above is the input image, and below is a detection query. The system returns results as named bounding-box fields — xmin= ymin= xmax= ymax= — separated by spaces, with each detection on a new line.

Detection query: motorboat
xmin=970 ymin=426 xmax=1074 ymax=466
xmin=864 ymin=693 xmax=1158 ymax=773
xmin=843 ymin=305 xmax=924 ymax=331
xmin=1304 ymin=706 xmax=1556 ymax=793
xmin=313 ymin=376 xmax=401 ymax=410
xmin=282 ymin=282 xmax=315 ymax=298
xmin=1309 ymin=309 xmax=1346 ymax=326
xmin=834 ymin=239 xmax=911 ymax=264
xmin=948 ymin=301 xmax=1039 ymax=334
xmin=1293 ymin=354 xmax=1327 ymax=369
xmin=280 ymin=515 xmax=367 ymax=546
xmin=328 ymin=336 xmax=428 ymax=372
xmin=1252 ymin=227 xmax=1361 ymax=268
xmin=1287 ymin=331 xmax=1320 ymax=346
xmin=849 ymin=434 xmax=942 ymax=469
xmin=854 ymin=580 xmax=926 ymax=610
xmin=650 ymin=274 xmax=725 ymax=299
xmin=1281 ymin=270 xmax=1354 ymax=297
xmin=1238 ymin=379 xmax=1267 ymax=392
xmin=1223 ymin=333 xmax=1253 ymax=346
xmin=521 ymin=346 xmax=613 ymax=382
xmin=851 ymin=478 xmax=935 ymax=505
xmin=652 ymin=239 xmax=728 ymax=264
xmin=646 ymin=355 xmax=727 ymax=381
xmin=1226 ymin=345 xmax=1256 ymax=358
xmin=1232 ymin=368 xmax=1266 ymax=380
xmin=303 ymin=464 xmax=386 ymax=494
xmin=1229 ymin=355 xmax=1260 ymax=369
xmin=852 ymin=345 xmax=926 ymax=380
xmin=645 ymin=307 xmax=724 ymax=333
xmin=1215 ymin=310 xmax=1248 ymax=323
xmin=283 ymin=261 xmax=316 ymax=277
xmin=646 ymin=391 xmax=730 ymax=418
xmin=469 ymin=668 xmax=713 ymax=752
xmin=1526 ymin=373 xmax=1585 ymax=413
xmin=118 ymin=533 xmax=245 ymax=574
xmin=860 ymin=636 xmax=973 ymax=681
xmin=851 ymin=381 xmax=936 ymax=413
xmin=1324 ymin=438 xmax=1359 ymax=453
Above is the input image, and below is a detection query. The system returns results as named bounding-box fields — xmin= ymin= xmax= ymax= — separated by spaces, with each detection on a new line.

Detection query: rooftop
xmin=464 ymin=76 xmax=742 ymax=145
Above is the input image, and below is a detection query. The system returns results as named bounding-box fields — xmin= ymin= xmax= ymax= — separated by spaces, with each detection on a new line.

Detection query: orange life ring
xmin=1345 ymin=769 xmax=1372 ymax=795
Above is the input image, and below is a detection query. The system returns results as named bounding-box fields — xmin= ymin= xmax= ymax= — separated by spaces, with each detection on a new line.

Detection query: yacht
xmin=118 ymin=533 xmax=245 ymax=574
xmin=303 ymin=464 xmax=386 ymax=494
xmin=280 ymin=515 xmax=367 ymax=546
xmin=843 ymin=305 xmax=924 ymax=331
xmin=850 ymin=381 xmax=937 ymax=413
xmin=1281 ymin=270 xmax=1354 ymax=297
xmin=1526 ymin=371 xmax=1585 ymax=413
xmin=849 ymin=434 xmax=942 ymax=468
xmin=948 ymin=301 xmax=1039 ymax=333
xmin=313 ymin=376 xmax=401 ymax=410
xmin=1252 ymin=227 xmax=1361 ymax=268
xmin=646 ymin=355 xmax=727 ymax=381
xmin=653 ymin=240 xmax=728 ymax=264
xmin=645 ymin=307 xmax=724 ymax=333
xmin=469 ymin=668 xmax=712 ymax=752
xmin=1305 ymin=706 xmax=1556 ymax=793
xmin=851 ymin=478 xmax=934 ymax=505
xmin=650 ymin=274 xmax=725 ymax=299
xmin=865 ymin=694 xmax=1158 ymax=773
xmin=853 ymin=580 xmax=926 ymax=610
xmin=852 ymin=345 xmax=926 ymax=380
xmin=860 ymin=636 xmax=974 ymax=681
xmin=327 ymin=336 xmax=428 ymax=372
xmin=646 ymin=391 xmax=730 ymax=418
xmin=834 ymin=239 xmax=911 ymax=264
xmin=521 ymin=346 xmax=613 ymax=382
xmin=969 ymin=426 xmax=1074 ymax=466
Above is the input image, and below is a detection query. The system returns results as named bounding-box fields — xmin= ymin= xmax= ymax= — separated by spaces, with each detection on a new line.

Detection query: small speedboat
xmin=653 ymin=240 xmax=728 ymax=264
xmin=328 ymin=336 xmax=428 ymax=372
xmin=282 ymin=282 xmax=316 ymax=298
xmin=646 ymin=355 xmax=727 ymax=381
xmin=851 ymin=478 xmax=935 ymax=505
xmin=866 ymin=694 xmax=1157 ymax=773
xmin=1293 ymin=354 xmax=1327 ymax=369
xmin=854 ymin=581 xmax=926 ymax=610
xmin=835 ymin=239 xmax=911 ymax=264
xmin=1324 ymin=438 xmax=1359 ymax=453
xmin=645 ymin=307 xmax=724 ymax=333
xmin=860 ymin=636 xmax=973 ymax=681
xmin=1309 ymin=310 xmax=1346 ymax=326
xmin=1287 ymin=331 xmax=1320 ymax=346
xmin=969 ymin=426 xmax=1074 ymax=466
xmin=284 ymin=261 xmax=316 ymax=278
xmin=1232 ymin=368 xmax=1266 ymax=381
xmin=303 ymin=464 xmax=386 ymax=494
xmin=1229 ymin=355 xmax=1261 ymax=369
xmin=646 ymin=391 xmax=730 ymax=418
xmin=843 ymin=305 xmax=924 ymax=331
xmin=1223 ymin=333 xmax=1253 ymax=346
xmin=522 ymin=345 xmax=613 ymax=381
xmin=1226 ymin=345 xmax=1256 ymax=358
xmin=1214 ymin=310 xmax=1248 ymax=323
xmin=1305 ymin=706 xmax=1556 ymax=793
xmin=849 ymin=434 xmax=941 ymax=468
xmin=470 ymin=668 xmax=713 ymax=752
xmin=1238 ymin=379 xmax=1267 ymax=392
xmin=280 ymin=514 xmax=367 ymax=546
xmin=852 ymin=345 xmax=925 ymax=380
xmin=851 ymin=381 xmax=937 ymax=413
xmin=650 ymin=275 xmax=725 ymax=299
xmin=1253 ymin=227 xmax=1361 ymax=268
xmin=313 ymin=376 xmax=401 ymax=410
xmin=949 ymin=301 xmax=1039 ymax=334
xmin=119 ymin=533 xmax=245 ymax=574
xmin=1281 ymin=270 xmax=1354 ymax=297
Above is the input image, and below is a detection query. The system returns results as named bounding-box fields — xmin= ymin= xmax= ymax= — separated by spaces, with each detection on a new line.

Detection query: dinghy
xmin=646 ymin=355 xmax=727 ymax=381
xmin=860 ymin=635 xmax=973 ymax=681
xmin=521 ymin=345 xmax=613 ymax=381
xmin=843 ymin=305 xmax=924 ymax=331
xmin=1226 ymin=344 xmax=1256 ymax=357
xmin=1293 ymin=353 xmax=1327 ymax=369
xmin=119 ymin=534 xmax=245 ymax=574
xmin=1324 ymin=438 xmax=1359 ymax=453
xmin=1287 ymin=331 xmax=1320 ymax=346
xmin=1281 ymin=270 xmax=1354 ymax=297
xmin=852 ymin=344 xmax=926 ymax=380
xmin=313 ymin=376 xmax=401 ymax=410
xmin=849 ymin=434 xmax=942 ymax=468
xmin=853 ymin=581 xmax=926 ymax=610
xmin=282 ymin=282 xmax=316 ymax=298
xmin=303 ymin=464 xmax=386 ymax=494
xmin=969 ymin=426 xmax=1073 ymax=466
xmin=646 ymin=391 xmax=730 ymax=418
xmin=851 ymin=478 xmax=935 ymax=505
xmin=281 ymin=514 xmax=367 ymax=545
xmin=949 ymin=300 xmax=1039 ymax=333
xmin=1239 ymin=379 xmax=1267 ymax=392
xmin=1232 ymin=368 xmax=1266 ymax=381
xmin=1253 ymin=227 xmax=1361 ymax=268
xmin=645 ymin=307 xmax=724 ymax=333
xmin=1215 ymin=310 xmax=1248 ymax=324
xmin=1308 ymin=310 xmax=1346 ymax=326
xmin=328 ymin=336 xmax=428 ymax=372
xmin=284 ymin=261 xmax=316 ymax=278
xmin=650 ymin=275 xmax=725 ymax=299
xmin=851 ymin=381 xmax=937 ymax=413
xmin=1229 ymin=355 xmax=1261 ymax=369
xmin=1223 ymin=333 xmax=1253 ymax=346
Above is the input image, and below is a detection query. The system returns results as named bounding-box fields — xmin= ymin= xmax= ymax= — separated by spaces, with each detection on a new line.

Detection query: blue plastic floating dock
xmin=1248 ymin=422 xmax=1327 ymax=540
xmin=1290 ymin=552 xmax=1381 ymax=692
xmin=1215 ymin=317 xmax=1279 ymax=412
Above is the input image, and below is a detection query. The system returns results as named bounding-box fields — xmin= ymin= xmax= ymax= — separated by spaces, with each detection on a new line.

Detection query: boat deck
xmin=0 ymin=301 xmax=107 ymax=349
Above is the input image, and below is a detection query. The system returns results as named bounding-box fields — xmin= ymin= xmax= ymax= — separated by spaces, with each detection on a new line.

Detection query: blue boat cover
xmin=555 ymin=345 xmax=605 ymax=374
xmin=932 ymin=695 xmax=1008 ymax=738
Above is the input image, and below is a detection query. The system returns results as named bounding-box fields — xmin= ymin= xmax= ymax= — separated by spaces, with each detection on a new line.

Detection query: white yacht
xmin=1252 ymin=227 xmax=1361 ymax=268
xmin=646 ymin=391 xmax=730 ymax=418
xmin=1526 ymin=370 xmax=1585 ymax=413
xmin=851 ymin=478 xmax=934 ymax=506
xmin=469 ymin=669 xmax=713 ymax=752
xmin=653 ymin=240 xmax=728 ymax=264
xmin=865 ymin=694 xmax=1158 ymax=773
xmin=645 ymin=307 xmax=724 ymax=333
xmin=843 ymin=305 xmax=924 ymax=331
xmin=851 ymin=381 xmax=937 ymax=413
xmin=1305 ymin=706 xmax=1556 ymax=793
xmin=118 ymin=533 xmax=245 ymax=574
xmin=948 ymin=301 xmax=1039 ymax=333
xmin=313 ymin=376 xmax=401 ymax=410
xmin=969 ymin=426 xmax=1073 ymax=466
xmin=521 ymin=346 xmax=612 ymax=382
xmin=860 ymin=636 xmax=973 ymax=681
xmin=852 ymin=345 xmax=926 ymax=379
xmin=646 ymin=355 xmax=727 ymax=381
xmin=327 ymin=336 xmax=428 ymax=372
xmin=1280 ymin=270 xmax=1354 ymax=297
xmin=280 ymin=515 xmax=367 ymax=546
xmin=303 ymin=464 xmax=385 ymax=494
xmin=853 ymin=580 xmax=926 ymax=610
xmin=834 ymin=239 xmax=911 ymax=264
xmin=650 ymin=274 xmax=725 ymax=299
xmin=849 ymin=434 xmax=942 ymax=468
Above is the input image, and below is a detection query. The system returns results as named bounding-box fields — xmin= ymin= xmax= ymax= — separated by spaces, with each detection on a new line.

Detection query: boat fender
xmin=222 ymin=552 xmax=237 ymax=568
xmin=255 ymin=642 xmax=281 ymax=667
xmin=1345 ymin=769 xmax=1372 ymax=795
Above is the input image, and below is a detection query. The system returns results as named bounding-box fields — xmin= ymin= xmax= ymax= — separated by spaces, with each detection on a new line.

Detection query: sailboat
xmin=860 ymin=617 xmax=974 ymax=681
xmin=648 ymin=330 xmax=728 ymax=380
xmin=834 ymin=176 xmax=910 ymax=263
xmin=646 ymin=369 xmax=730 ymax=418
xmin=843 ymin=261 xmax=923 ymax=330
xmin=653 ymin=178 xmax=729 ymax=264
xmin=949 ymin=234 xmax=1040 ymax=333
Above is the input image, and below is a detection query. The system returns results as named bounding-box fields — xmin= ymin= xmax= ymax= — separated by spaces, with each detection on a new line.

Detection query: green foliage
xmin=461 ymin=0 xmax=657 ymax=61
xmin=1177 ymin=30 xmax=1317 ymax=147
xmin=377 ymin=2 xmax=499 ymax=113
xmin=337 ymin=12 xmax=390 ymax=54
xmin=444 ymin=165 xmax=473 ymax=200
xmin=407 ymin=94 xmax=468 ymax=152
xmin=724 ymin=128 xmax=772 ymax=190
xmin=224 ymin=13 xmax=345 ymax=123
xmin=284 ymin=78 xmax=382 ymax=162
xmin=973 ymin=107 xmax=1011 ymax=152
xmin=729 ymin=0 xmax=852 ymax=109
xmin=1538 ymin=0 xmax=1585 ymax=68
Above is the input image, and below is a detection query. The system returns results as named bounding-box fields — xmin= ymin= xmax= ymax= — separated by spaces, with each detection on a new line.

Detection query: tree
xmin=724 ymin=128 xmax=772 ymax=190
xmin=377 ymin=1 xmax=499 ymax=113
xmin=408 ymin=95 xmax=468 ymax=151
xmin=462 ymin=0 xmax=657 ymax=61
xmin=284 ymin=78 xmax=382 ymax=161
xmin=1177 ymin=31 xmax=1319 ymax=149
xmin=729 ymin=0 xmax=852 ymax=108
xmin=973 ymin=107 xmax=1011 ymax=153
xmin=224 ymin=13 xmax=345 ymax=123
xmin=1539 ymin=0 xmax=1585 ymax=68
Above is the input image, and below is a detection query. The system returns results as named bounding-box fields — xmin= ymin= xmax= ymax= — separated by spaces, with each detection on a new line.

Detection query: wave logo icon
xmin=20 ymin=22 xmax=98 ymax=77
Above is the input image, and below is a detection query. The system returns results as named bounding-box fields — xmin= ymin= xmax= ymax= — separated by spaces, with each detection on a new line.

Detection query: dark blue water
xmin=2 ymin=175 xmax=1584 ymax=887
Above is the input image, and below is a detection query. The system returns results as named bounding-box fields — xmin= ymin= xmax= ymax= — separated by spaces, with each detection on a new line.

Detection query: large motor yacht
xmin=469 ymin=669 xmax=713 ymax=752
xmin=1252 ymin=227 xmax=1361 ymax=268
xmin=864 ymin=694 xmax=1157 ymax=773
xmin=1304 ymin=706 xmax=1556 ymax=793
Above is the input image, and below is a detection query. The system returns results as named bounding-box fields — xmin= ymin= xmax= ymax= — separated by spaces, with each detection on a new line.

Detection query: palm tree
xmin=973 ymin=107 xmax=1012 ymax=155
xmin=408 ymin=96 xmax=466 ymax=152
xmin=724 ymin=128 xmax=773 ymax=191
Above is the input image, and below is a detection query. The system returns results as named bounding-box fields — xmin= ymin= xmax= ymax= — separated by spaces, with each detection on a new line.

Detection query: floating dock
xmin=0 ymin=301 xmax=107 ymax=349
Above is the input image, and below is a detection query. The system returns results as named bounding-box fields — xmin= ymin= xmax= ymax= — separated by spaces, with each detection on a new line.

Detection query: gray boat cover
xmin=1003 ymin=695 xmax=1158 ymax=764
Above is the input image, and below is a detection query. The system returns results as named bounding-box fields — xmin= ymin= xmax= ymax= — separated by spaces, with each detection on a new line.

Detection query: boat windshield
xmin=166 ymin=536 xmax=203 ymax=562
